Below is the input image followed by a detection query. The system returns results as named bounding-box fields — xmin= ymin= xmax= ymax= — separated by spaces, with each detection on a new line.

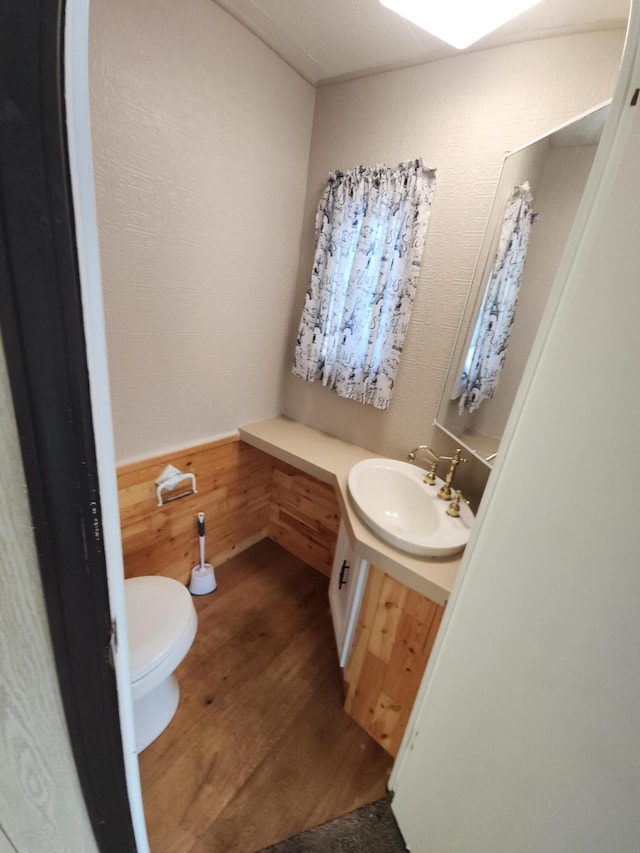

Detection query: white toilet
xmin=124 ymin=576 xmax=197 ymax=752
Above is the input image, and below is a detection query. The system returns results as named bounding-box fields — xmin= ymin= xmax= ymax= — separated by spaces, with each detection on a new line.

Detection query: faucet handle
xmin=446 ymin=490 xmax=469 ymax=517
xmin=424 ymin=460 xmax=438 ymax=486
xmin=407 ymin=446 xmax=441 ymax=486
xmin=439 ymin=448 xmax=468 ymax=464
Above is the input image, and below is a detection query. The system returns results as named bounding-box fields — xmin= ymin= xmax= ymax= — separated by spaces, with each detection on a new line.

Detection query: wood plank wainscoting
xmin=344 ymin=566 xmax=445 ymax=758
xmin=116 ymin=435 xmax=339 ymax=582
xmin=269 ymin=459 xmax=340 ymax=576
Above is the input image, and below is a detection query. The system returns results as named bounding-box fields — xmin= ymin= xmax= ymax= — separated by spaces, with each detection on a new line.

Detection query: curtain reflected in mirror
xmin=458 ymin=182 xmax=537 ymax=415
xmin=435 ymin=102 xmax=610 ymax=466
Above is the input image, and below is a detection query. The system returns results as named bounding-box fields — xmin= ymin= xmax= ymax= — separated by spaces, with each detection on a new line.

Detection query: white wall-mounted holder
xmin=155 ymin=464 xmax=197 ymax=506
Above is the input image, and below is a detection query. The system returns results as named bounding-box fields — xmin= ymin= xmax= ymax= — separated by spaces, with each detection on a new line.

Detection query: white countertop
xmin=239 ymin=417 xmax=461 ymax=606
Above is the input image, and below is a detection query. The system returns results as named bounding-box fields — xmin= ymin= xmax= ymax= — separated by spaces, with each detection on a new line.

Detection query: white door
xmin=329 ymin=521 xmax=369 ymax=667
xmin=391 ymin=10 xmax=640 ymax=852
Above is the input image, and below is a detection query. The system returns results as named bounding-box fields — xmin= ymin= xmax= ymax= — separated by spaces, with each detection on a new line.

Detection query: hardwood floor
xmin=138 ymin=539 xmax=393 ymax=853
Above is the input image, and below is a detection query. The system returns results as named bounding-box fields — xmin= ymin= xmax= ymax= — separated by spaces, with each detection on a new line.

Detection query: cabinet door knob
xmin=339 ymin=559 xmax=349 ymax=589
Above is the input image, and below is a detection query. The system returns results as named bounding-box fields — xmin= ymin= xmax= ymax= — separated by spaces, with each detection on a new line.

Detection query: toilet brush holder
xmin=189 ymin=563 xmax=217 ymax=595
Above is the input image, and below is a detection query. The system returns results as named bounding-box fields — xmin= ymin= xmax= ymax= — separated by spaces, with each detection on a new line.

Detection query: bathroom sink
xmin=347 ymin=458 xmax=474 ymax=558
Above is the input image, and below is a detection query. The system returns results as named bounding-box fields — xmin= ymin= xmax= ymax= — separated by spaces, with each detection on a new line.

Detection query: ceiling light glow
xmin=380 ymin=0 xmax=544 ymax=49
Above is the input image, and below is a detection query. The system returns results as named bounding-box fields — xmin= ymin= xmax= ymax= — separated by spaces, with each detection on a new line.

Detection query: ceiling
xmin=212 ymin=0 xmax=630 ymax=85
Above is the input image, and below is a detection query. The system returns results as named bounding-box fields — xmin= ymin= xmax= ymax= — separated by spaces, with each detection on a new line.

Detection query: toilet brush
xmin=189 ymin=512 xmax=217 ymax=595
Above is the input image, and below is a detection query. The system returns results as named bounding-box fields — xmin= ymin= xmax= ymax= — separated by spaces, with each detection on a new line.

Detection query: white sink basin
xmin=347 ymin=458 xmax=474 ymax=558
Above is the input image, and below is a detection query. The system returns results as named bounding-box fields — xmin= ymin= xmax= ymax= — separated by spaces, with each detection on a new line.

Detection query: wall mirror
xmin=434 ymin=101 xmax=611 ymax=468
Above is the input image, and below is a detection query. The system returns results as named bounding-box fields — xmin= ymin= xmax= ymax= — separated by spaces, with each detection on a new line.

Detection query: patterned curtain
xmin=459 ymin=182 xmax=537 ymax=414
xmin=292 ymin=159 xmax=436 ymax=409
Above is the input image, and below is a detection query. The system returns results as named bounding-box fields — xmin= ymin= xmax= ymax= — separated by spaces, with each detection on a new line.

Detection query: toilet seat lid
xmin=125 ymin=576 xmax=196 ymax=683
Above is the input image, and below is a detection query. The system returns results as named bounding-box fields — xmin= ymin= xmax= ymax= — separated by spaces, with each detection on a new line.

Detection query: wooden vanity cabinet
xmin=343 ymin=565 xmax=445 ymax=758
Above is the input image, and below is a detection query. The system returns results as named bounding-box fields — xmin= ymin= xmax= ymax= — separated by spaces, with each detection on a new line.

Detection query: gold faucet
xmin=437 ymin=449 xmax=468 ymax=500
xmin=407 ymin=445 xmax=440 ymax=486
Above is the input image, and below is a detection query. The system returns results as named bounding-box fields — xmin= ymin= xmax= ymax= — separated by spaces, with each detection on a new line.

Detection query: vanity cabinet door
xmin=329 ymin=521 xmax=369 ymax=667
xmin=344 ymin=566 xmax=445 ymax=757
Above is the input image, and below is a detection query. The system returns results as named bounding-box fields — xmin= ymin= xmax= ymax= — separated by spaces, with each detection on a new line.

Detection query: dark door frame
xmin=0 ymin=1 xmax=136 ymax=849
